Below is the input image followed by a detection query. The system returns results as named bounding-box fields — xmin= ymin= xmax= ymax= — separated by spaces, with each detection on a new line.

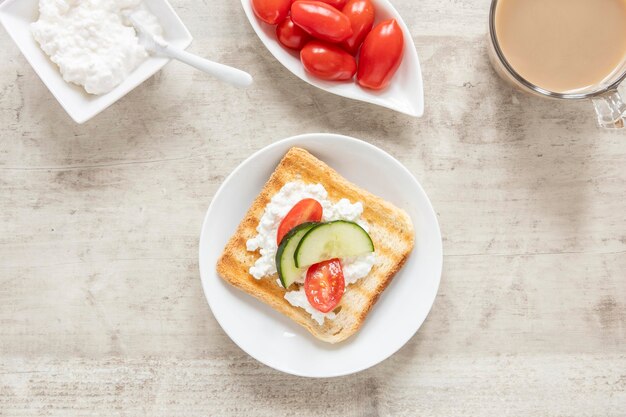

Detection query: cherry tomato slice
xmin=317 ymin=0 xmax=348 ymax=8
xmin=304 ymin=259 xmax=345 ymax=313
xmin=251 ymin=0 xmax=292 ymax=25
xmin=276 ymin=16 xmax=311 ymax=50
xmin=301 ymin=40 xmax=357 ymax=81
xmin=340 ymin=0 xmax=375 ymax=55
xmin=291 ymin=1 xmax=353 ymax=43
xmin=276 ymin=198 xmax=323 ymax=244
xmin=357 ymin=19 xmax=404 ymax=90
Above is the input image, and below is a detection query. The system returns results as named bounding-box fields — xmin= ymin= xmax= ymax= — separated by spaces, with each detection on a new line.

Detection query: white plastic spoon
xmin=128 ymin=14 xmax=253 ymax=88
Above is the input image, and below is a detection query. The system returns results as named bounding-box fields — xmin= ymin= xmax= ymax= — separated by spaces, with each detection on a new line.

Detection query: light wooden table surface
xmin=1 ymin=0 xmax=625 ymax=415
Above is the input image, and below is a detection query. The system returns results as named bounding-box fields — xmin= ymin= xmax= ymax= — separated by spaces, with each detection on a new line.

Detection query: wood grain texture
xmin=0 ymin=0 xmax=625 ymax=415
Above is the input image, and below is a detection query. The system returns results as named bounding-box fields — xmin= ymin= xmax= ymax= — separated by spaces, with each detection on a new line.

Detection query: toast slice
xmin=216 ymin=147 xmax=415 ymax=343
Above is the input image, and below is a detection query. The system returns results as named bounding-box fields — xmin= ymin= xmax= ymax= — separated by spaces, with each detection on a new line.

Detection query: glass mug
xmin=487 ymin=0 xmax=626 ymax=129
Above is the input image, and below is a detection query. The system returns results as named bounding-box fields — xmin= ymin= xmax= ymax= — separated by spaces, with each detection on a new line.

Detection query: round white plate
xmin=199 ymin=133 xmax=442 ymax=377
xmin=240 ymin=0 xmax=424 ymax=117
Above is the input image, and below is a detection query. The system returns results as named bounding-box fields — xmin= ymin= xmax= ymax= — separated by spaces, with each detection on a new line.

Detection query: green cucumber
xmin=276 ymin=222 xmax=319 ymax=288
xmin=294 ymin=220 xmax=374 ymax=268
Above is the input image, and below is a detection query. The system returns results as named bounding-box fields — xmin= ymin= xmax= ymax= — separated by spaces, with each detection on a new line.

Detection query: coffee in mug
xmin=488 ymin=0 xmax=626 ymax=128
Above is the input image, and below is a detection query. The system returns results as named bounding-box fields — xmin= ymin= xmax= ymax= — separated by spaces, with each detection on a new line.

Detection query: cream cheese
xmin=31 ymin=0 xmax=163 ymax=95
xmin=246 ymin=181 xmax=376 ymax=324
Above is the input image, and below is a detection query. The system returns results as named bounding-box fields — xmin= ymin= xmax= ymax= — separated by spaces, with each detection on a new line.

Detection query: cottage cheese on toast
xmin=246 ymin=181 xmax=376 ymax=324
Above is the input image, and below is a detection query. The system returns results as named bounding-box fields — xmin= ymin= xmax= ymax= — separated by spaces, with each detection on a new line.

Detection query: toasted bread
xmin=216 ymin=147 xmax=414 ymax=343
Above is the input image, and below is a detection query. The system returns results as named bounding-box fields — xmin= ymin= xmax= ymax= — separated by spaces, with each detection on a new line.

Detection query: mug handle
xmin=592 ymin=89 xmax=626 ymax=129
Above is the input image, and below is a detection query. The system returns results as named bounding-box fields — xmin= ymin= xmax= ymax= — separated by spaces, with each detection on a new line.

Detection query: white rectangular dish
xmin=0 ymin=0 xmax=193 ymax=123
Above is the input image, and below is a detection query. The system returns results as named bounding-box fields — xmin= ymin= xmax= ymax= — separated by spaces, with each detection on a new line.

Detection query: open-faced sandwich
xmin=216 ymin=147 xmax=414 ymax=343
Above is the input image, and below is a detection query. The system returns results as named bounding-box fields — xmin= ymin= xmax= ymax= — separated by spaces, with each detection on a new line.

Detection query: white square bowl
xmin=0 ymin=0 xmax=193 ymax=123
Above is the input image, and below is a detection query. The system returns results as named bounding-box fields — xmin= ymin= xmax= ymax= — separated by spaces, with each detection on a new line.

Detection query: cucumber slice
xmin=276 ymin=222 xmax=318 ymax=288
xmin=294 ymin=220 xmax=374 ymax=268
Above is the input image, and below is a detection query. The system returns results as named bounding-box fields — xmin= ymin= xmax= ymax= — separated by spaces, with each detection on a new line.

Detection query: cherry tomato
xmin=276 ymin=198 xmax=323 ymax=244
xmin=291 ymin=1 xmax=353 ymax=43
xmin=301 ymin=41 xmax=357 ymax=80
xmin=340 ymin=0 xmax=375 ymax=55
xmin=357 ymin=19 xmax=404 ymax=90
xmin=304 ymin=259 xmax=345 ymax=313
xmin=317 ymin=0 xmax=348 ymax=8
xmin=276 ymin=16 xmax=311 ymax=50
xmin=251 ymin=0 xmax=292 ymax=25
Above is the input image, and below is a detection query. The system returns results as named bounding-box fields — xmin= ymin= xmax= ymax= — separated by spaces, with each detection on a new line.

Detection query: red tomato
xmin=276 ymin=16 xmax=311 ymax=50
xmin=301 ymin=40 xmax=357 ymax=81
xmin=357 ymin=19 xmax=404 ymax=90
xmin=276 ymin=198 xmax=323 ymax=244
xmin=291 ymin=1 xmax=353 ymax=43
xmin=304 ymin=259 xmax=345 ymax=313
xmin=317 ymin=0 xmax=348 ymax=8
xmin=340 ymin=0 xmax=375 ymax=55
xmin=251 ymin=0 xmax=292 ymax=25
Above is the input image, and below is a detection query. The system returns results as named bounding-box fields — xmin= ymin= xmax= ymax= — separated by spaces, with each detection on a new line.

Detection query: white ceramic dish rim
xmin=0 ymin=0 xmax=193 ymax=124
xmin=240 ymin=0 xmax=425 ymax=118
xmin=198 ymin=133 xmax=442 ymax=377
